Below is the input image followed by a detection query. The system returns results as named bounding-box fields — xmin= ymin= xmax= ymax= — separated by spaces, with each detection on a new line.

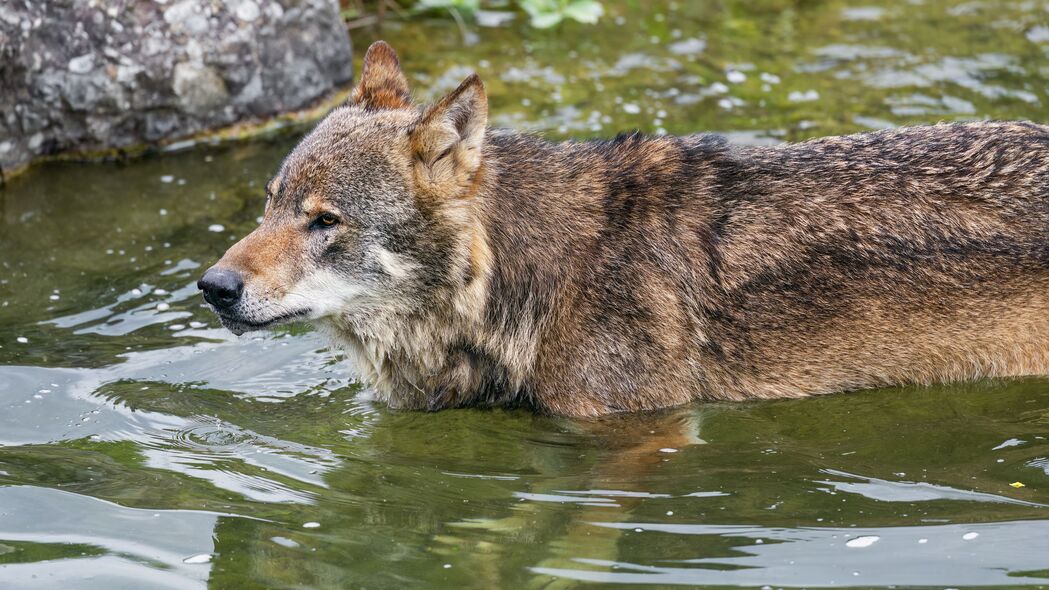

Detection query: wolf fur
xmin=201 ymin=41 xmax=1049 ymax=417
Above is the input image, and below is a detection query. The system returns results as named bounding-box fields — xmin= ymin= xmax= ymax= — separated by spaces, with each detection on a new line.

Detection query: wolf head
xmin=198 ymin=42 xmax=490 ymax=341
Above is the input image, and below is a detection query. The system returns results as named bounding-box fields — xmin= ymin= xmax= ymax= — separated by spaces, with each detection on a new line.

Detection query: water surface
xmin=2 ymin=0 xmax=1049 ymax=587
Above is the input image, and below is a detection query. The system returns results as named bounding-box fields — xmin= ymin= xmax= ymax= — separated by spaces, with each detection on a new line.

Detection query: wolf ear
xmin=350 ymin=41 xmax=411 ymax=110
xmin=409 ymin=74 xmax=488 ymax=194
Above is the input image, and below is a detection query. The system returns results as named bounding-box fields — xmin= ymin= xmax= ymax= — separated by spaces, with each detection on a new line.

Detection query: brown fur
xmin=202 ymin=42 xmax=1049 ymax=417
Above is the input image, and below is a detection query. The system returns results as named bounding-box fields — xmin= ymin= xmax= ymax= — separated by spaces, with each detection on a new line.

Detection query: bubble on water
xmin=49 ymin=294 xmax=59 ymax=301
xmin=659 ymin=448 xmax=678 ymax=453
xmin=443 ymin=564 xmax=452 ymax=569
xmin=842 ymin=6 xmax=885 ymax=21
xmin=760 ymin=72 xmax=781 ymax=84
xmin=726 ymin=70 xmax=747 ymax=84
xmin=131 ymin=288 xmax=142 ymax=296
xmin=1028 ymin=26 xmax=1049 ymax=43
xmin=846 ymin=535 xmax=880 ymax=548
xmin=189 ymin=321 xmax=207 ymax=329
xmin=992 ymin=438 xmax=1025 ymax=450
xmin=183 ymin=553 xmax=212 ymax=564
xmin=160 ymin=175 xmax=175 ymax=183
xmin=16 ymin=336 xmax=28 ymax=344
xmin=963 ymin=532 xmax=979 ymax=541
xmin=159 ymin=208 xmax=168 ymax=216
xmin=271 ymin=536 xmax=300 ymax=548
xmin=668 ymin=38 xmax=705 ymax=55
xmin=169 ymin=324 xmax=186 ymax=331
xmin=155 ymin=288 xmax=168 ymax=295
xmin=666 ymin=511 xmax=674 ymax=516
xmin=622 ymin=103 xmax=641 ymax=114
xmin=634 ymin=528 xmax=643 ymax=532
xmin=918 ymin=538 xmax=928 ymax=543
xmin=156 ymin=303 xmax=171 ymax=311
xmin=707 ymin=82 xmax=729 ymax=95
xmin=208 ymin=224 xmax=225 ymax=233
xmin=788 ymin=90 xmax=820 ymax=102
xmin=303 ymin=522 xmax=320 ymax=529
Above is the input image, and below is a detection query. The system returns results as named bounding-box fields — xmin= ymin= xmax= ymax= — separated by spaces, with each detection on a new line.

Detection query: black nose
xmin=198 ymin=268 xmax=244 ymax=309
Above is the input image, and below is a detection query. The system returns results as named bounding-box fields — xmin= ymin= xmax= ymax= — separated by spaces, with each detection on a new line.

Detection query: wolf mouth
xmin=217 ymin=308 xmax=311 ymax=335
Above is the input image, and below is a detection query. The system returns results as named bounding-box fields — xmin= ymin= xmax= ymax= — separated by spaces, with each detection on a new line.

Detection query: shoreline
xmin=0 ymin=85 xmax=353 ymax=187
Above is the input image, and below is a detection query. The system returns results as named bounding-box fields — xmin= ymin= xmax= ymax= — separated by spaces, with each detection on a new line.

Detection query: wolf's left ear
xmin=350 ymin=41 xmax=412 ymax=110
xmin=409 ymin=74 xmax=488 ymax=194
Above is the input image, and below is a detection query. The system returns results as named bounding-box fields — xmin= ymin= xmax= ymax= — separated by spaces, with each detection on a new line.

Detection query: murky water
xmin=2 ymin=1 xmax=1049 ymax=587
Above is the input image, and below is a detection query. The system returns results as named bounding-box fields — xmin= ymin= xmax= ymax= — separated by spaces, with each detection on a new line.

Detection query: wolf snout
xmin=198 ymin=267 xmax=244 ymax=310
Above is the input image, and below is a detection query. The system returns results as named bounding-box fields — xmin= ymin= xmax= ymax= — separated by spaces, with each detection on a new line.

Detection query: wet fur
xmin=205 ymin=42 xmax=1049 ymax=417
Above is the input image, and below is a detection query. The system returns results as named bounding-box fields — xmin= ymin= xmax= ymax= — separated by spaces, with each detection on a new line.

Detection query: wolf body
xmin=198 ymin=42 xmax=1049 ymax=417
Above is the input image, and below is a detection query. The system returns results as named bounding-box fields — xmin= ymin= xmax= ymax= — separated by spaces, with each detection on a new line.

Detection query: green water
xmin=2 ymin=0 xmax=1049 ymax=587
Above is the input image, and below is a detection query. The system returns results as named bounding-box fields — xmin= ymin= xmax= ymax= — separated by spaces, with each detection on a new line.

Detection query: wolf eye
xmin=312 ymin=212 xmax=339 ymax=229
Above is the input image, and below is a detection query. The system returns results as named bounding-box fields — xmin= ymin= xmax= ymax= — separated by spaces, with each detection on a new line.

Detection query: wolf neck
xmin=454 ymin=130 xmax=718 ymax=410
xmin=363 ymin=130 xmax=720 ymax=412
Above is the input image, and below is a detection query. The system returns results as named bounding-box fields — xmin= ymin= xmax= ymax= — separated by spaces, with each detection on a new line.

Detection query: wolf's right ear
xmin=409 ymin=74 xmax=488 ymax=196
xmin=349 ymin=41 xmax=411 ymax=111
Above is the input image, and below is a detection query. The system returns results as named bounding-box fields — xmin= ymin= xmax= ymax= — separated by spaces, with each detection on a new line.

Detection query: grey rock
xmin=173 ymin=62 xmax=229 ymax=114
xmin=234 ymin=0 xmax=261 ymax=23
xmin=67 ymin=53 xmax=95 ymax=74
xmin=0 ymin=0 xmax=353 ymax=175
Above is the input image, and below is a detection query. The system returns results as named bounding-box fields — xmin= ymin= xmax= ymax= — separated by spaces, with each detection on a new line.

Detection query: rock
xmin=0 ymin=0 xmax=353 ymax=176
xmin=68 ymin=53 xmax=96 ymax=74
xmin=173 ymin=62 xmax=229 ymax=114
xmin=233 ymin=1 xmax=261 ymax=23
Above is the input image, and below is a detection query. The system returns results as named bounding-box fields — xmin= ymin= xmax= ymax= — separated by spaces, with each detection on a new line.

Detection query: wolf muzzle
xmin=198 ymin=267 xmax=244 ymax=311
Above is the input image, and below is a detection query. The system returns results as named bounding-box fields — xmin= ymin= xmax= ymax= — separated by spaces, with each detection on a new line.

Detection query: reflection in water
xmin=0 ymin=335 xmax=345 ymax=503
xmin=817 ymin=468 xmax=1049 ymax=507
xmin=2 ymin=0 xmax=1049 ymax=586
xmin=537 ymin=520 xmax=1049 ymax=586
xmin=0 ymin=486 xmax=222 ymax=589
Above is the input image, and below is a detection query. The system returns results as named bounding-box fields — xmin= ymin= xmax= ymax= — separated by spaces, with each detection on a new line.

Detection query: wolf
xmin=198 ymin=41 xmax=1049 ymax=417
